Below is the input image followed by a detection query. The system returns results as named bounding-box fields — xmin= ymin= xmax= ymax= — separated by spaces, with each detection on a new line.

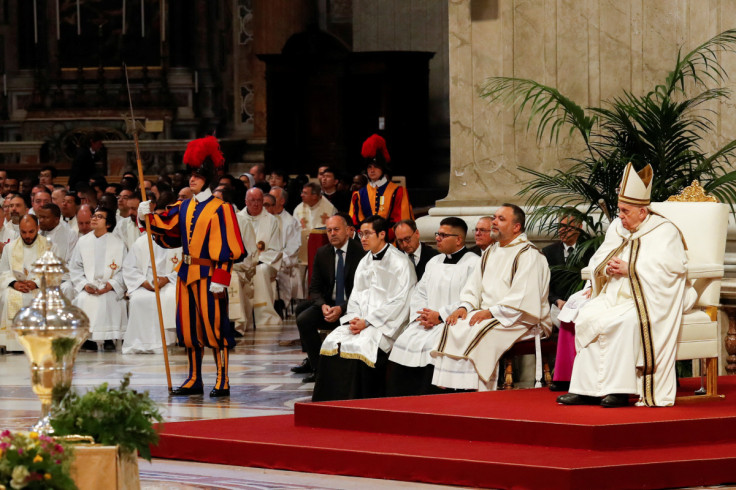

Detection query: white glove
xmin=209 ymin=283 xmax=225 ymax=294
xmin=138 ymin=200 xmax=153 ymax=217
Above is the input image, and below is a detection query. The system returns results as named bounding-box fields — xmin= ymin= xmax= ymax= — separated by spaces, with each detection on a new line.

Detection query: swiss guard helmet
xmin=183 ymin=135 xmax=225 ymax=189
xmin=361 ymin=134 xmax=391 ymax=176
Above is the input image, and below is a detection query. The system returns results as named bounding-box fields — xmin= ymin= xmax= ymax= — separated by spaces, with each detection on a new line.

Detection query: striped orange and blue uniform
xmin=349 ymin=181 xmax=414 ymax=236
xmin=147 ymin=194 xmax=245 ymax=390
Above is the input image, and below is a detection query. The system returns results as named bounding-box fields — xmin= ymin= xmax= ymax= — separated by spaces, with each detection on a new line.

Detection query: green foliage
xmin=0 ymin=431 xmax=76 ymax=490
xmin=481 ymin=28 xmax=736 ymax=296
xmin=49 ymin=374 xmax=163 ymax=461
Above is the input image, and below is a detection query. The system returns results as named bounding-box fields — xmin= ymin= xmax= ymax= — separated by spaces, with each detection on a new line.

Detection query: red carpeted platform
xmin=152 ymin=377 xmax=736 ymax=489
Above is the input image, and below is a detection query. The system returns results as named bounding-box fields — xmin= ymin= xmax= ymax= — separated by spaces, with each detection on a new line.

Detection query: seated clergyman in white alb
xmin=558 ymin=164 xmax=690 ymax=408
xmin=430 ymin=204 xmax=551 ymax=391
xmin=313 ymin=215 xmax=416 ymax=401
xmin=69 ymin=206 xmax=128 ymax=351
xmin=121 ymin=232 xmax=181 ymax=354
xmin=0 ymin=215 xmax=47 ymax=351
xmin=235 ymin=187 xmax=283 ymax=330
xmin=386 ymin=217 xmax=479 ymax=397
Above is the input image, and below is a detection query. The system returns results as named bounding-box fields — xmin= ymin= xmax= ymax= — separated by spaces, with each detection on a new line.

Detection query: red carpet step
xmin=152 ymin=376 xmax=736 ymax=489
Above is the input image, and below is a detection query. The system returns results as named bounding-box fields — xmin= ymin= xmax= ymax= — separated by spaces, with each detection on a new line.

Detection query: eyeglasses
xmin=474 ymin=228 xmax=491 ymax=234
xmin=357 ymin=230 xmax=376 ymax=238
xmin=435 ymin=232 xmax=459 ymax=240
xmin=395 ymin=236 xmax=414 ymax=244
xmin=91 ymin=214 xmax=106 ymax=220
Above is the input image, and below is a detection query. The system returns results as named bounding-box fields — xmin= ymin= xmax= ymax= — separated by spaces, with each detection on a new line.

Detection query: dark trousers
xmin=296 ymin=303 xmax=339 ymax=373
xmin=312 ymin=349 xmax=390 ymax=402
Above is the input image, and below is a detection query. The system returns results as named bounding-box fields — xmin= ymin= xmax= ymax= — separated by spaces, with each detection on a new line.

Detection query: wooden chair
xmin=500 ymin=334 xmax=556 ymax=389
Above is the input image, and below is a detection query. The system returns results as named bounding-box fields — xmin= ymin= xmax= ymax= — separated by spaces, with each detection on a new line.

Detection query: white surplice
xmin=389 ymin=248 xmax=479 ymax=368
xmin=40 ymin=221 xmax=78 ymax=264
xmin=0 ymin=223 xmax=17 ymax=250
xmin=235 ymin=208 xmax=283 ymax=329
xmin=273 ymin=209 xmax=303 ymax=305
xmin=0 ymin=235 xmax=48 ymax=351
xmin=320 ymin=244 xmax=416 ymax=367
xmin=569 ymin=214 xmax=689 ymax=406
xmin=430 ymin=234 xmax=551 ymax=390
xmin=121 ymin=234 xmax=180 ymax=354
xmin=69 ymin=232 xmax=128 ymax=341
xmin=113 ymin=216 xmax=143 ymax=250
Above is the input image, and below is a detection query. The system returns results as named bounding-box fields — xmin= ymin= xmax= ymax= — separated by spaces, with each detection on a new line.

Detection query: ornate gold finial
xmin=666 ymin=180 xmax=719 ymax=203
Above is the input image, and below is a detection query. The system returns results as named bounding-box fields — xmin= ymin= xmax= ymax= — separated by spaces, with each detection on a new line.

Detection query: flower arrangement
xmin=0 ymin=430 xmax=75 ymax=490
xmin=50 ymin=374 xmax=163 ymax=461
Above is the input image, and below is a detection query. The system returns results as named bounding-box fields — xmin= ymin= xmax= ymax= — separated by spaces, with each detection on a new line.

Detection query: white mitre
xmin=618 ymin=162 xmax=653 ymax=206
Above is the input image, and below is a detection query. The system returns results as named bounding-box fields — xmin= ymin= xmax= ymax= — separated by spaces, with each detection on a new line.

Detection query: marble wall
xmin=442 ymin=0 xmax=736 ymax=207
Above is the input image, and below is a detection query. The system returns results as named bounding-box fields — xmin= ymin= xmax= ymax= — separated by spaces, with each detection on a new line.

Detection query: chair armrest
xmin=687 ymin=264 xmax=724 ymax=279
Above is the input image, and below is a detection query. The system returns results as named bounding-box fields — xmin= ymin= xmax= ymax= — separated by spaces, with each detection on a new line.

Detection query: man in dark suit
xmin=394 ymin=219 xmax=438 ymax=280
xmin=293 ymin=214 xmax=364 ymax=382
xmin=542 ymin=215 xmax=592 ymax=391
xmin=68 ymin=132 xmax=106 ymax=191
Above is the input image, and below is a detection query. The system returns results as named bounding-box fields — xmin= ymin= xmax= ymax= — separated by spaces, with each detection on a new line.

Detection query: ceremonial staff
xmin=124 ymin=64 xmax=173 ymax=392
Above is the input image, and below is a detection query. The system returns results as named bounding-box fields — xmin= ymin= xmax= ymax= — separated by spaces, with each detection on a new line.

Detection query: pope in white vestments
xmin=69 ymin=208 xmax=128 ymax=343
xmin=313 ymin=215 xmax=416 ymax=401
xmin=387 ymin=217 xmax=479 ymax=396
xmin=0 ymin=216 xmax=47 ymax=351
xmin=431 ymin=205 xmax=551 ymax=391
xmin=559 ymin=164 xmax=690 ymax=407
xmin=235 ymin=188 xmax=283 ymax=330
xmin=122 ymin=234 xmax=181 ymax=354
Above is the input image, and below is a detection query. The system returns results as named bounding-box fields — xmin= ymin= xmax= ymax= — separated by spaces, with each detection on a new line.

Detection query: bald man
xmin=0 ymin=215 xmax=47 ymax=351
xmin=235 ymin=188 xmax=283 ymax=331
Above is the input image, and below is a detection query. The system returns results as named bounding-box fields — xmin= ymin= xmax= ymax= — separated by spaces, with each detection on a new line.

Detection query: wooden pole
xmin=124 ymin=64 xmax=172 ymax=392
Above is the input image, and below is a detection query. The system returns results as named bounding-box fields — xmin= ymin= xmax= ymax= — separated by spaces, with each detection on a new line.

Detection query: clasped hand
xmin=417 ymin=308 xmax=440 ymax=329
xmin=13 ymin=281 xmax=37 ymax=293
xmin=347 ymin=317 xmax=367 ymax=335
xmin=83 ymin=283 xmax=112 ymax=295
xmin=606 ymin=257 xmax=629 ymax=277
xmin=321 ymin=304 xmax=342 ymax=323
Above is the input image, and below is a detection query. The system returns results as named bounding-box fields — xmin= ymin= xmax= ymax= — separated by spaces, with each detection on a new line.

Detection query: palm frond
xmin=480 ymin=77 xmax=596 ymax=145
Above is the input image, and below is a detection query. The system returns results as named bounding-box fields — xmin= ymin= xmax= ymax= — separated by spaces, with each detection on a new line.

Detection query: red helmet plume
xmin=361 ymin=134 xmax=391 ymax=163
xmin=183 ymin=135 xmax=225 ymax=170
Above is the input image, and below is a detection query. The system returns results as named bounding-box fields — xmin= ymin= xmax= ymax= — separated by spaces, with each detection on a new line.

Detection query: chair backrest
xmin=649 ymin=202 xmax=728 ymax=307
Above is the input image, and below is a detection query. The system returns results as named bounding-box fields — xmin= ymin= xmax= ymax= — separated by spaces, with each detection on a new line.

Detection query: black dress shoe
xmin=302 ymin=373 xmax=316 ymax=383
xmin=556 ymin=393 xmax=600 ymax=405
xmin=103 ymin=340 xmax=116 ymax=352
xmin=548 ymin=381 xmax=570 ymax=392
xmin=81 ymin=340 xmax=98 ymax=352
xmin=601 ymin=394 xmax=629 ymax=408
xmin=291 ymin=358 xmax=312 ymax=374
xmin=170 ymin=385 xmax=204 ymax=396
xmin=209 ymin=387 xmax=230 ymax=397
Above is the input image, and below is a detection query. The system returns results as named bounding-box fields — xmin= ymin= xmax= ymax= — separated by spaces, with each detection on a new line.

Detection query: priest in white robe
xmin=122 ymin=233 xmax=181 ymax=354
xmin=0 ymin=199 xmax=18 ymax=255
xmin=267 ymin=187 xmax=303 ymax=308
xmin=113 ymin=203 xmax=143 ymax=250
xmin=0 ymin=215 xmax=47 ymax=351
xmin=313 ymin=215 xmax=416 ymax=401
xmin=558 ymin=164 xmax=689 ymax=408
xmin=235 ymin=188 xmax=283 ymax=331
xmin=293 ymin=182 xmax=337 ymax=231
xmin=69 ymin=207 xmax=128 ymax=347
xmin=37 ymin=203 xmax=78 ymax=301
xmin=431 ymin=204 xmax=551 ymax=391
xmin=387 ymin=217 xmax=479 ymax=396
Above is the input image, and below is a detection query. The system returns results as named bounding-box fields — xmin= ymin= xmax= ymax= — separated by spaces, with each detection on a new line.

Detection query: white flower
xmin=9 ymin=465 xmax=29 ymax=489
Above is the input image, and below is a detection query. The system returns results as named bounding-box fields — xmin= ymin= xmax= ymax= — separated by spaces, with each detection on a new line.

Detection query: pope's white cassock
xmin=69 ymin=232 xmax=128 ymax=341
xmin=113 ymin=216 xmax=143 ymax=250
xmin=431 ymin=234 xmax=551 ymax=390
xmin=569 ymin=214 xmax=689 ymax=406
xmin=273 ymin=208 xmax=303 ymax=305
xmin=236 ymin=208 xmax=283 ymax=330
xmin=40 ymin=221 xmax=78 ymax=301
xmin=389 ymin=247 xmax=479 ymax=369
xmin=121 ymin=234 xmax=181 ymax=354
xmin=293 ymin=197 xmax=336 ymax=230
xmin=0 ymin=234 xmax=47 ymax=351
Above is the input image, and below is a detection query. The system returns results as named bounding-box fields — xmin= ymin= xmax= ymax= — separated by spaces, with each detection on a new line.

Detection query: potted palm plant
xmin=480 ymin=28 xmax=736 ymax=296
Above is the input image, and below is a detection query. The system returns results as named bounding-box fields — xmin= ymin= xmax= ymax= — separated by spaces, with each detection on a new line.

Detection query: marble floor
xmin=0 ymin=319 xmax=448 ymax=489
